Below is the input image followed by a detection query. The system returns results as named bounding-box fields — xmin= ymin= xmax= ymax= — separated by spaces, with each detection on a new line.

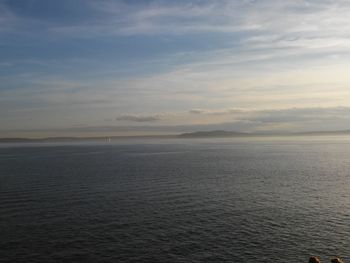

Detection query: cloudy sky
xmin=1 ymin=0 xmax=350 ymax=137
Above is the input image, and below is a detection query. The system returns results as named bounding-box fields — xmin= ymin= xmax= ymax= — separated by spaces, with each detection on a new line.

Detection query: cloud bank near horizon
xmin=4 ymin=106 xmax=350 ymax=138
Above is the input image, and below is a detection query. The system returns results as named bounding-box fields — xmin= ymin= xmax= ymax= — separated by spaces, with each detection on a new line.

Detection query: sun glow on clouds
xmin=1 ymin=0 xmax=350 ymax=136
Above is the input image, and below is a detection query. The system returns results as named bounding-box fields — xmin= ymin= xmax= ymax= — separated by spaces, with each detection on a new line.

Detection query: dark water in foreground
xmin=1 ymin=138 xmax=349 ymax=263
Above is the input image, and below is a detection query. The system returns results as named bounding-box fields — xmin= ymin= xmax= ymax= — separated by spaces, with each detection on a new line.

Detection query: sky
xmin=1 ymin=0 xmax=350 ymax=137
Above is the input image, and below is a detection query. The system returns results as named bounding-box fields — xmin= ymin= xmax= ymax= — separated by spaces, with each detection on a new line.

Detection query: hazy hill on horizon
xmin=179 ymin=129 xmax=350 ymax=138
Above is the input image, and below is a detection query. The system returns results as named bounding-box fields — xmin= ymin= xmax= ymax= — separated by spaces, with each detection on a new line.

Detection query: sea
xmin=0 ymin=137 xmax=349 ymax=263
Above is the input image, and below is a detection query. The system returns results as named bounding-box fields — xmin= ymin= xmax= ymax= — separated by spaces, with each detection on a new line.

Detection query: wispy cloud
xmin=44 ymin=0 xmax=350 ymax=46
xmin=189 ymin=108 xmax=246 ymax=115
xmin=115 ymin=114 xmax=162 ymax=122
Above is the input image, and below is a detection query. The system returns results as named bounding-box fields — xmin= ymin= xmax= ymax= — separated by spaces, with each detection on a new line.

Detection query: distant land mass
xmin=2 ymin=130 xmax=350 ymax=143
xmin=180 ymin=129 xmax=350 ymax=138
xmin=0 ymin=135 xmax=175 ymax=143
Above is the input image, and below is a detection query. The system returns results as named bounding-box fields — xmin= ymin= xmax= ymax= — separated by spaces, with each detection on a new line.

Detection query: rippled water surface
xmin=1 ymin=138 xmax=349 ymax=262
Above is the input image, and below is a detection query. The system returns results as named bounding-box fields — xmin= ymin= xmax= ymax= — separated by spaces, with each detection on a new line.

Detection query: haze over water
xmin=1 ymin=137 xmax=349 ymax=262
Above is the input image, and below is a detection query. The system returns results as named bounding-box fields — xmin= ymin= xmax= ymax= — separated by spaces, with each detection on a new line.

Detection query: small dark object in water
xmin=309 ymin=257 xmax=322 ymax=263
xmin=331 ymin=258 xmax=344 ymax=263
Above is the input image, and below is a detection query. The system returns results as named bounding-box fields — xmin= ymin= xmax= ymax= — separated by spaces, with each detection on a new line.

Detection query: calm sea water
xmin=1 ymin=137 xmax=349 ymax=263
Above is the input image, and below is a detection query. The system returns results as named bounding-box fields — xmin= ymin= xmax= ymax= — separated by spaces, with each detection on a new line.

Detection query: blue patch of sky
xmin=0 ymin=0 xmax=250 ymax=86
xmin=4 ymin=0 xmax=93 ymax=23
xmin=1 ymin=31 xmax=243 ymax=86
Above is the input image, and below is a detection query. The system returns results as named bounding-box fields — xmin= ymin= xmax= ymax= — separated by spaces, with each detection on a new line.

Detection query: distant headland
xmin=179 ymin=129 xmax=350 ymax=138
